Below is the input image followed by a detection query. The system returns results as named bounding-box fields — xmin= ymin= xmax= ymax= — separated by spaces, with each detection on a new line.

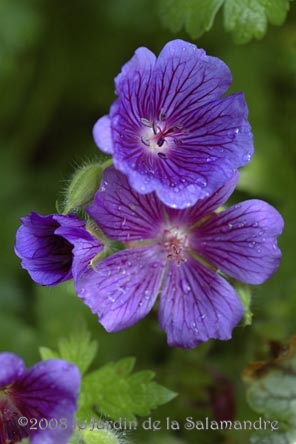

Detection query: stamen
xmin=158 ymin=152 xmax=167 ymax=159
xmin=140 ymin=118 xmax=153 ymax=127
xmin=158 ymin=109 xmax=167 ymax=121
xmin=141 ymin=136 xmax=150 ymax=147
xmin=157 ymin=137 xmax=165 ymax=147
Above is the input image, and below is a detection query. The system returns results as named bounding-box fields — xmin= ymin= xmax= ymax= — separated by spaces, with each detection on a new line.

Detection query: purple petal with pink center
xmin=93 ymin=39 xmax=254 ymax=209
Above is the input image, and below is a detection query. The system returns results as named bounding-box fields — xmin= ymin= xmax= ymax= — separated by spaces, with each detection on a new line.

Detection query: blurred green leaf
xmin=224 ymin=0 xmax=292 ymax=44
xmin=78 ymin=357 xmax=177 ymax=421
xmin=158 ymin=0 xmax=223 ymax=39
xmin=39 ymin=328 xmax=98 ymax=377
xmin=56 ymin=326 xmax=98 ymax=375
xmin=158 ymin=0 xmax=292 ymax=43
xmin=39 ymin=346 xmax=59 ymax=360
xmin=243 ymin=336 xmax=296 ymax=441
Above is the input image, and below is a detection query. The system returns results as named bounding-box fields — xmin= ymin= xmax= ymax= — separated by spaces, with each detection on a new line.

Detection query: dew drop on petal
xmin=243 ymin=153 xmax=252 ymax=162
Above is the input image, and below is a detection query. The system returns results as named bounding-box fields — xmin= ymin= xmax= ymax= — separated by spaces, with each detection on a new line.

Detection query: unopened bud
xmin=63 ymin=159 xmax=112 ymax=213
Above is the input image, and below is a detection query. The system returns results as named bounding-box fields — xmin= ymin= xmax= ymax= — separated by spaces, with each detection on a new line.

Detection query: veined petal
xmin=153 ymin=39 xmax=232 ymax=119
xmin=158 ymin=258 xmax=243 ymax=348
xmin=114 ymin=46 xmax=156 ymax=120
xmin=87 ymin=167 xmax=165 ymax=241
xmin=0 ymin=353 xmax=25 ymax=386
xmin=177 ymin=93 xmax=253 ymax=166
xmin=18 ymin=360 xmax=80 ymax=444
xmin=14 ymin=212 xmax=75 ymax=286
xmin=93 ymin=115 xmax=114 ymax=154
xmin=164 ymin=171 xmax=239 ymax=227
xmin=76 ymin=246 xmax=165 ymax=332
xmin=195 ymin=200 xmax=284 ymax=284
xmin=55 ymin=224 xmax=104 ymax=282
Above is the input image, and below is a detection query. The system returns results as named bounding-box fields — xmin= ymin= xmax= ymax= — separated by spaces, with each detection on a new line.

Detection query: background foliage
xmin=1 ymin=1 xmax=295 ymax=443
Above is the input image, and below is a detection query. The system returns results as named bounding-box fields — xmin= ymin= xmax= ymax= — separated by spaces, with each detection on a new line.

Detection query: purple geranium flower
xmin=76 ymin=167 xmax=283 ymax=348
xmin=15 ymin=212 xmax=103 ymax=286
xmin=0 ymin=353 xmax=80 ymax=444
xmin=93 ymin=39 xmax=253 ymax=209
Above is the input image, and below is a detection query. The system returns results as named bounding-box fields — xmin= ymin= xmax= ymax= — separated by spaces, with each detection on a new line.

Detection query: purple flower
xmin=0 ymin=353 xmax=80 ymax=444
xmin=15 ymin=212 xmax=103 ymax=286
xmin=93 ymin=39 xmax=253 ymax=209
xmin=76 ymin=167 xmax=283 ymax=348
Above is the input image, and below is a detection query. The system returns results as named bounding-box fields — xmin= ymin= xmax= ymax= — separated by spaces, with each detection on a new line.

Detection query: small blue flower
xmin=15 ymin=212 xmax=103 ymax=286
xmin=75 ymin=167 xmax=283 ymax=349
xmin=93 ymin=39 xmax=254 ymax=209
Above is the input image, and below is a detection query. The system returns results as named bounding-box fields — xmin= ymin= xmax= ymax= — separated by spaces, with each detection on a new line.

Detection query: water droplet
xmin=234 ymin=204 xmax=241 ymax=210
xmin=122 ymin=218 xmax=127 ymax=227
xmin=243 ymin=153 xmax=252 ymax=162
xmin=257 ymin=248 xmax=262 ymax=253
xmin=196 ymin=178 xmax=207 ymax=188
xmin=108 ymin=296 xmax=115 ymax=302
xmin=201 ymin=314 xmax=206 ymax=320
xmin=252 ymin=222 xmax=258 ymax=228
xmin=228 ymin=223 xmax=233 ymax=230
xmin=234 ymin=128 xmax=240 ymax=134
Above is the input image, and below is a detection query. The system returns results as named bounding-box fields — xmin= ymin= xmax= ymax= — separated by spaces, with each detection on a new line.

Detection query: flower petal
xmin=55 ymin=224 xmax=104 ymax=282
xmin=153 ymin=39 xmax=232 ymax=119
xmin=158 ymin=258 xmax=243 ymax=348
xmin=195 ymin=200 xmax=284 ymax=284
xmin=87 ymin=167 xmax=165 ymax=241
xmin=165 ymin=171 xmax=239 ymax=227
xmin=76 ymin=246 xmax=165 ymax=332
xmin=17 ymin=359 xmax=80 ymax=444
xmin=0 ymin=353 xmax=25 ymax=386
xmin=14 ymin=213 xmax=75 ymax=286
xmin=93 ymin=114 xmax=114 ymax=154
xmin=114 ymin=46 xmax=156 ymax=119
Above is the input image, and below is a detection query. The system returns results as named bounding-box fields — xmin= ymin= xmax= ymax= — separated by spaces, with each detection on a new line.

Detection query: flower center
xmin=162 ymin=227 xmax=189 ymax=265
xmin=140 ymin=116 xmax=184 ymax=159
xmin=0 ymin=387 xmax=28 ymax=444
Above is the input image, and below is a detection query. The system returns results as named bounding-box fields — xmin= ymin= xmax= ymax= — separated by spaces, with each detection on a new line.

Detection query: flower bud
xmin=63 ymin=159 xmax=112 ymax=213
xmin=78 ymin=428 xmax=128 ymax=444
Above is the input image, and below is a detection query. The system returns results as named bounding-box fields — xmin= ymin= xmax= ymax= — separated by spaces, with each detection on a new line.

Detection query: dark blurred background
xmin=1 ymin=1 xmax=296 ymax=442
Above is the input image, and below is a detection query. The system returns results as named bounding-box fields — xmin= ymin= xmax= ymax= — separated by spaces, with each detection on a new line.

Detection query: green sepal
xmin=235 ymin=283 xmax=253 ymax=326
xmin=62 ymin=158 xmax=112 ymax=214
xmin=70 ymin=429 xmax=126 ymax=444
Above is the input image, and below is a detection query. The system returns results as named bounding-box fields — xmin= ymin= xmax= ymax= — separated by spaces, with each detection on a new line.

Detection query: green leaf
xmin=39 ymin=324 xmax=98 ymax=375
xmin=158 ymin=0 xmax=223 ymax=39
xmin=243 ymin=336 xmax=296 ymax=441
xmin=57 ymin=325 xmax=98 ymax=375
xmin=78 ymin=357 xmax=177 ymax=421
xmin=224 ymin=0 xmax=292 ymax=44
xmin=39 ymin=346 xmax=59 ymax=360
